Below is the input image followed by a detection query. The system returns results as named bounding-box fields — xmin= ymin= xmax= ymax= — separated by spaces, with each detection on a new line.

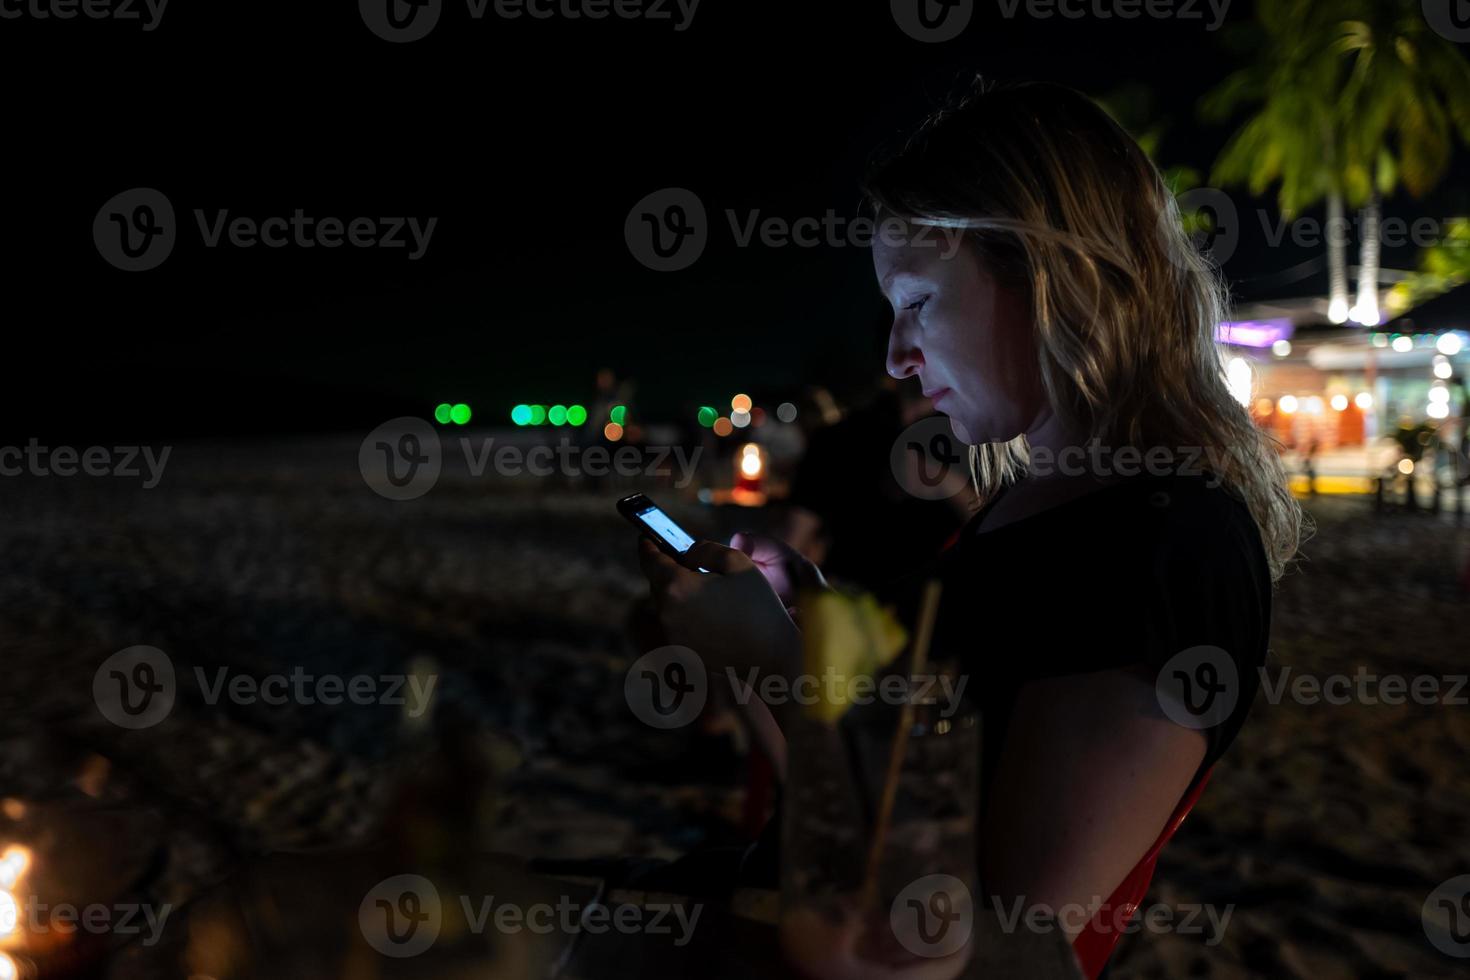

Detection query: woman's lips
xmin=924 ymin=387 xmax=951 ymax=407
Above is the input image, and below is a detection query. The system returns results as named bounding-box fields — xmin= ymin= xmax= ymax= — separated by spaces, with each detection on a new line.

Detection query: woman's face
xmin=873 ymin=228 xmax=1044 ymax=445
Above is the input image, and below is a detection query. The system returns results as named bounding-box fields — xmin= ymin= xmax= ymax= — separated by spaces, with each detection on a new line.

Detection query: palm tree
xmin=1390 ymin=217 xmax=1470 ymax=312
xmin=1332 ymin=1 xmax=1470 ymax=325
xmin=1201 ymin=1 xmax=1354 ymax=322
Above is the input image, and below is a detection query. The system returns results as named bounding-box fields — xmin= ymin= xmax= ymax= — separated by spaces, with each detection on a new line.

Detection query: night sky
xmin=6 ymin=0 xmax=1468 ymax=440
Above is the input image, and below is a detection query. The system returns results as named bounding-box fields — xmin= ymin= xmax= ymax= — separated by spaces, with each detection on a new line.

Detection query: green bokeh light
xmin=610 ymin=404 xmax=627 ymax=426
xmin=511 ymin=404 xmax=532 ymax=426
xmin=450 ymin=403 xmax=472 ymax=425
xmin=529 ymin=404 xmax=547 ymax=425
xmin=567 ymin=404 xmax=588 ymax=426
xmin=548 ymin=404 xmax=568 ymax=426
xmin=434 ymin=403 xmax=452 ymax=424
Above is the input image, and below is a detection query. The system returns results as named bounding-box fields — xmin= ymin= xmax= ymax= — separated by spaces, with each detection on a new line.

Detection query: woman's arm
xmin=980 ymin=666 xmax=1208 ymax=941
xmin=638 ymin=537 xmax=803 ymax=773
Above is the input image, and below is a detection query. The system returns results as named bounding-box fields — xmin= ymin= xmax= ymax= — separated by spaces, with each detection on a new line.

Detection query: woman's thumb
xmin=683 ymin=540 xmax=749 ymax=575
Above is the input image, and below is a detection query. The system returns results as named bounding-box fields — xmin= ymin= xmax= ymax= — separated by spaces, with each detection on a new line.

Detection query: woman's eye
xmin=904 ymin=297 xmax=929 ymax=313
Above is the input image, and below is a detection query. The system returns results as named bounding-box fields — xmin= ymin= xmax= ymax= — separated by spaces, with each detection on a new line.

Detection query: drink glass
xmin=779 ymin=691 xmax=979 ymax=980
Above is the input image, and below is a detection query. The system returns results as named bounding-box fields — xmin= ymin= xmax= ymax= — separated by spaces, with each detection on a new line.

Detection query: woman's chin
xmin=946 ymin=416 xmax=977 ymax=446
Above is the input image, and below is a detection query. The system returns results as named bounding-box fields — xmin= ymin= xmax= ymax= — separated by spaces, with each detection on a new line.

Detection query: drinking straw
xmin=859 ymin=579 xmax=943 ymax=912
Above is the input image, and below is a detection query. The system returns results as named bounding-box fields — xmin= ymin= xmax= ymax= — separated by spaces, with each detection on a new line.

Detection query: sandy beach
xmin=1 ymin=437 xmax=1466 ymax=977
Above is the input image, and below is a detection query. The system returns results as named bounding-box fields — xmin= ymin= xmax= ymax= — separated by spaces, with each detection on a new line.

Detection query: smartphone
xmin=617 ymin=493 xmax=710 ymax=573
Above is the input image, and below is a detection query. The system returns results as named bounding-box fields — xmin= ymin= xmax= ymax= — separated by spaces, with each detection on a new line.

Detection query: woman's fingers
xmin=683 ymin=540 xmax=753 ymax=575
xmin=637 ymin=536 xmax=685 ymax=590
xmin=728 ymin=531 xmax=827 ymax=597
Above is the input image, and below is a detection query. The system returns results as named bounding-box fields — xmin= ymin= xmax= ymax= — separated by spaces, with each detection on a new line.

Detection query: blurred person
xmin=636 ymin=78 xmax=1304 ymax=978
xmin=577 ymin=367 xmax=635 ymax=491
xmin=1302 ymin=436 xmax=1320 ymax=497
xmin=780 ymin=374 xmax=973 ymax=589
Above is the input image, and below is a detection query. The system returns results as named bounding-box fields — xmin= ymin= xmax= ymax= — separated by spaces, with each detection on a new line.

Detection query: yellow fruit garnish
xmin=796 ymin=589 xmax=909 ymax=724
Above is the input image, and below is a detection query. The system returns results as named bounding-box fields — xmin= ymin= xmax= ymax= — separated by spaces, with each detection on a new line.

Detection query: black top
xmin=883 ymin=472 xmax=1273 ymax=809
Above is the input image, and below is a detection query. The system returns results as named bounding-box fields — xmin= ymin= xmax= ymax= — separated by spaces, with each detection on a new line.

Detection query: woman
xmin=638 ymin=77 xmax=1303 ymax=976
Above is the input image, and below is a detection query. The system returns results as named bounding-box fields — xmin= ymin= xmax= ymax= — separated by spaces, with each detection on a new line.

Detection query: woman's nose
xmin=886 ymin=323 xmax=923 ymax=380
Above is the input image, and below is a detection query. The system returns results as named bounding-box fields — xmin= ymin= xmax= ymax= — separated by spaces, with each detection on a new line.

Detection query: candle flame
xmin=0 ymin=849 xmax=28 ymax=892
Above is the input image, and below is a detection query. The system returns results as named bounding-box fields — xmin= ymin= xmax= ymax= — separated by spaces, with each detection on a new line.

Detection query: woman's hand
xmin=637 ymin=537 xmax=802 ymax=681
xmin=728 ymin=531 xmax=829 ymax=613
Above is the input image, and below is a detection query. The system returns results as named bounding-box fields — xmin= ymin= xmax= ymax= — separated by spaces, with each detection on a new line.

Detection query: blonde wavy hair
xmin=864 ymin=77 xmax=1304 ymax=582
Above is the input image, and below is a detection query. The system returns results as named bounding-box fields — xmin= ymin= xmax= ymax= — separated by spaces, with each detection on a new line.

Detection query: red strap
xmin=1071 ymin=767 xmax=1214 ymax=979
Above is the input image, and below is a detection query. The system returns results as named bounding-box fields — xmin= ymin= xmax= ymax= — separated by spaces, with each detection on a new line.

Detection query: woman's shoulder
xmin=940 ymin=470 xmax=1272 ymax=660
xmin=957 ymin=470 xmax=1266 ymax=566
